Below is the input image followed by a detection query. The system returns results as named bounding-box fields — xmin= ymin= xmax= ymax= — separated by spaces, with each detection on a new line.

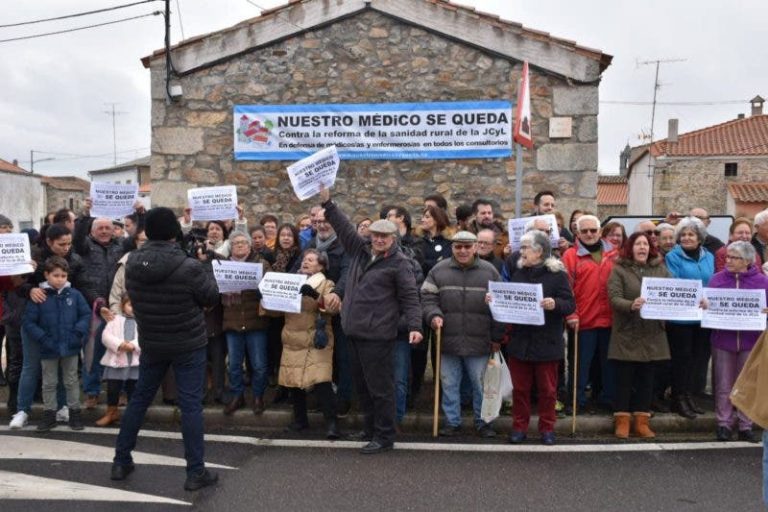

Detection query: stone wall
xmin=149 ymin=11 xmax=600 ymax=223
xmin=598 ymin=204 xmax=627 ymax=220
xmin=45 ymin=187 xmax=86 ymax=212
xmin=653 ymin=157 xmax=768 ymax=215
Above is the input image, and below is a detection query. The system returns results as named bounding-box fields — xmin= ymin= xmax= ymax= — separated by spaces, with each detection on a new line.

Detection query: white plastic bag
xmin=481 ymin=351 xmax=513 ymax=423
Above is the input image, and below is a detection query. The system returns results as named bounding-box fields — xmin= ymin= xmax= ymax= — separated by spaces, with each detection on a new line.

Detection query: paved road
xmin=0 ymin=426 xmax=763 ymax=511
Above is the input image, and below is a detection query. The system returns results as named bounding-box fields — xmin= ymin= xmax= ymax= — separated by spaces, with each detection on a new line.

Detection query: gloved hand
xmin=314 ymin=316 xmax=328 ymax=349
xmin=253 ymin=289 xmax=263 ymax=301
xmin=300 ymin=284 xmax=320 ymax=300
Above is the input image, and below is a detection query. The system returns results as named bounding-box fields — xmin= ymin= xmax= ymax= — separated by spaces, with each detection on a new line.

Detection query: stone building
xmin=142 ymin=0 xmax=611 ymax=222
xmin=41 ymin=176 xmax=90 ymax=213
xmin=0 ymin=159 xmax=45 ymax=230
xmin=626 ymin=96 xmax=768 ymax=217
xmin=597 ymin=175 xmax=627 ymax=220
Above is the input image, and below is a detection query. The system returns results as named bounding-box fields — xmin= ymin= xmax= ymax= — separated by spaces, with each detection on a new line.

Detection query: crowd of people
xmin=1 ymin=188 xmax=768 ymax=484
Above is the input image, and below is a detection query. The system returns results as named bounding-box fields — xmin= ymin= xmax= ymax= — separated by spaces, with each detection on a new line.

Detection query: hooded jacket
xmin=708 ymin=264 xmax=768 ymax=353
xmin=561 ymin=239 xmax=617 ymax=329
xmin=22 ymin=282 xmax=91 ymax=360
xmin=664 ymin=244 xmax=714 ymax=325
xmin=125 ymin=240 xmax=219 ymax=357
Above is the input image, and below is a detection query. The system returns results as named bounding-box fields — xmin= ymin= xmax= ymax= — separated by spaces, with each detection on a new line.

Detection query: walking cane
xmin=571 ymin=327 xmax=579 ymax=436
xmin=432 ymin=327 xmax=442 ymax=438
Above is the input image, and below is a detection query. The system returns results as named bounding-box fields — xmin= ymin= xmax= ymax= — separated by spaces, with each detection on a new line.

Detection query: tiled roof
xmin=41 ymin=176 xmax=90 ymax=192
xmin=597 ymin=176 xmax=627 ymax=206
xmin=142 ymin=0 xmax=611 ymax=73
xmin=650 ymin=115 xmax=768 ymax=157
xmin=0 ymin=158 xmax=30 ymax=175
xmin=727 ymin=183 xmax=768 ymax=203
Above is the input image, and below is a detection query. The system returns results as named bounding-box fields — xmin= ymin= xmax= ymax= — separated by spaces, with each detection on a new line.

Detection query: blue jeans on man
xmin=82 ymin=319 xmax=106 ymax=397
xmin=225 ymin=330 xmax=268 ymax=398
xmin=393 ymin=339 xmax=411 ymax=424
xmin=17 ymin=328 xmax=65 ymax=413
xmin=114 ymin=347 xmax=207 ymax=477
xmin=574 ymin=327 xmax=615 ymax=408
xmin=440 ymin=353 xmax=488 ymax=429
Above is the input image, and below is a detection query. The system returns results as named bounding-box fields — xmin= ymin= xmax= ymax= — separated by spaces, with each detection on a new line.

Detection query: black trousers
xmin=206 ymin=334 xmax=226 ymax=401
xmin=291 ymin=382 xmax=336 ymax=423
xmin=107 ymin=379 xmax=137 ymax=406
xmin=613 ymin=360 xmax=654 ymax=412
xmin=666 ymin=323 xmax=710 ymax=399
xmin=349 ymin=337 xmax=396 ymax=445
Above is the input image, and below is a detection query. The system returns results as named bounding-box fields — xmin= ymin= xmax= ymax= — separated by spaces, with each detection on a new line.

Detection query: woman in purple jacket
xmin=706 ymin=241 xmax=768 ymax=443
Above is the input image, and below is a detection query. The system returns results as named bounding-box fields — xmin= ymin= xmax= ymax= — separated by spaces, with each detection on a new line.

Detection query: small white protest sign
xmin=286 ymin=146 xmax=340 ymax=201
xmin=187 ymin=186 xmax=238 ymax=222
xmin=0 ymin=233 xmax=34 ymax=276
xmin=701 ymin=287 xmax=767 ymax=331
xmin=640 ymin=277 xmax=703 ymax=321
xmin=90 ymin=182 xmax=138 ymax=218
xmin=488 ymin=281 xmax=544 ymax=325
xmin=258 ymin=272 xmax=308 ymax=313
xmin=507 ymin=214 xmax=559 ymax=252
xmin=213 ymin=261 xmax=263 ymax=293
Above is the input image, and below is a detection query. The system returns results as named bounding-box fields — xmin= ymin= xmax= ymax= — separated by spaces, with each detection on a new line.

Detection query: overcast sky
xmin=1 ymin=0 xmax=765 ymax=179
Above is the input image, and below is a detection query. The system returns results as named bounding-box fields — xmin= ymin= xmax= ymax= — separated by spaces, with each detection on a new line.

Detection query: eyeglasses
xmin=231 ymin=240 xmax=250 ymax=246
xmin=476 ymin=241 xmax=494 ymax=246
xmin=519 ymin=245 xmax=533 ymax=251
xmin=579 ymin=228 xmax=599 ymax=234
xmin=725 ymin=255 xmax=744 ymax=261
xmin=453 ymin=244 xmax=475 ymax=250
xmin=643 ymin=230 xmax=660 ymax=236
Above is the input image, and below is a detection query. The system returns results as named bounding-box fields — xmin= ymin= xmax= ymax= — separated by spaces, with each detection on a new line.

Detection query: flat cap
xmin=451 ymin=230 xmax=478 ymax=243
xmin=368 ymin=219 xmax=397 ymax=235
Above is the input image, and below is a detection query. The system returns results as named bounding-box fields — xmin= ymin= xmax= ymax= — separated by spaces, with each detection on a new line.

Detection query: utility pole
xmin=637 ymin=58 xmax=686 ymax=177
xmin=29 ymin=149 xmax=55 ymax=173
xmin=103 ymin=103 xmax=127 ymax=166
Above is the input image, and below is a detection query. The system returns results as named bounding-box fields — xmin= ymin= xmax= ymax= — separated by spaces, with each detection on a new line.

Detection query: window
xmin=69 ymin=197 xmax=74 ymax=209
xmin=725 ymin=162 xmax=738 ymax=177
xmin=126 ymin=179 xmax=132 ymax=184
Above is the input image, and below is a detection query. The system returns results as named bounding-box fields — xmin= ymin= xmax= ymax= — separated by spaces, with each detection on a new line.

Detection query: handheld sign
xmin=258 ymin=272 xmax=308 ymax=313
xmin=640 ymin=277 xmax=703 ymax=321
xmin=701 ymin=288 xmax=767 ymax=331
xmin=187 ymin=186 xmax=238 ymax=222
xmin=90 ymin=182 xmax=138 ymax=218
xmin=286 ymin=146 xmax=340 ymax=200
xmin=213 ymin=261 xmax=263 ymax=293
xmin=507 ymin=214 xmax=559 ymax=252
xmin=488 ymin=281 xmax=544 ymax=325
xmin=0 ymin=233 xmax=34 ymax=276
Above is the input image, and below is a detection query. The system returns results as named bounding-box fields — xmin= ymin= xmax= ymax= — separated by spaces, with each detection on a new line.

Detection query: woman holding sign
xmin=664 ymin=216 xmax=714 ymax=419
xmin=607 ymin=232 xmax=671 ymax=439
xmin=502 ymin=230 xmax=574 ymax=445
xmin=706 ymin=241 xmax=768 ymax=442
xmin=222 ymin=232 xmax=272 ymax=416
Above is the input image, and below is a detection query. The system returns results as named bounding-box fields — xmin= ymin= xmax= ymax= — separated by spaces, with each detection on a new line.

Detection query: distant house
xmin=597 ymin=175 xmax=627 ymax=219
xmin=0 ymin=158 xmax=45 ymax=230
xmin=625 ymin=96 xmax=768 ymax=217
xmin=88 ymin=156 xmax=151 ymax=207
xmin=41 ymin=176 xmax=90 ymax=213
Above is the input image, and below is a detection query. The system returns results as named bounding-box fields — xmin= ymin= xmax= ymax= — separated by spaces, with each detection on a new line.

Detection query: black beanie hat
xmin=145 ymin=207 xmax=181 ymax=241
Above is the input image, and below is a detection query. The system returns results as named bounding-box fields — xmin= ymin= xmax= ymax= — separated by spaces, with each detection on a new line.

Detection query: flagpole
xmin=514 ymin=143 xmax=523 ymax=218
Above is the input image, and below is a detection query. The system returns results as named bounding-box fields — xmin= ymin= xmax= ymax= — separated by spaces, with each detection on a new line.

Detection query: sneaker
xmin=56 ymin=406 xmax=69 ymax=423
xmin=477 ymin=424 xmax=497 ymax=438
xmin=184 ymin=469 xmax=219 ymax=491
xmin=438 ymin=425 xmax=463 ymax=437
xmin=36 ymin=410 xmax=57 ymax=432
xmin=9 ymin=411 xmax=29 ymax=429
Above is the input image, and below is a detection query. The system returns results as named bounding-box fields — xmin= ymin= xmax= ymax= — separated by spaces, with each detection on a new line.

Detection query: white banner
xmin=507 ymin=214 xmax=559 ymax=252
xmin=258 ymin=272 xmax=308 ymax=314
xmin=187 ymin=186 xmax=238 ymax=222
xmin=89 ymin=182 xmax=138 ymax=219
xmin=234 ymin=100 xmax=513 ymax=161
xmin=488 ymin=281 xmax=544 ymax=325
xmin=287 ymin=146 xmax=340 ymax=201
xmin=701 ymin=288 xmax=767 ymax=331
xmin=640 ymin=277 xmax=703 ymax=321
xmin=213 ymin=261 xmax=263 ymax=294
xmin=0 ymin=233 xmax=34 ymax=276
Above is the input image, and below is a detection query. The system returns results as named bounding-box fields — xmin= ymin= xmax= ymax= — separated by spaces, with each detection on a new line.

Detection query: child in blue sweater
xmin=22 ymin=256 xmax=90 ymax=431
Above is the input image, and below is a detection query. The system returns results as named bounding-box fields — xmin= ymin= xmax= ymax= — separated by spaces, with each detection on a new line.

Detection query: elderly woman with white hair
xmin=664 ymin=216 xmax=714 ymax=419
xmin=706 ymin=241 xmax=768 ymax=442
xmin=501 ymin=230 xmax=575 ymax=445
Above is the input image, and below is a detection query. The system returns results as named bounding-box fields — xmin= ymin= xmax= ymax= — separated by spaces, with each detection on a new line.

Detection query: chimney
xmin=737 ymin=113 xmax=745 ymax=119
xmin=751 ymin=95 xmax=764 ymax=116
xmin=12 ymin=159 xmax=18 ymax=166
xmin=668 ymin=118 xmax=679 ymax=143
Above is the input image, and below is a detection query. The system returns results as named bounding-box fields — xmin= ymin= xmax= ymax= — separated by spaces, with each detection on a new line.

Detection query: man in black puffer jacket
xmin=111 ymin=207 xmax=220 ymax=491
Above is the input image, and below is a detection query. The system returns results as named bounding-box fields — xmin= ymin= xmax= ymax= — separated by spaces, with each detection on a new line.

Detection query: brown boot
xmin=614 ymin=412 xmax=631 ymax=439
xmin=224 ymin=394 xmax=244 ymax=416
xmin=95 ymin=406 xmax=120 ymax=427
xmin=633 ymin=412 xmax=656 ymax=439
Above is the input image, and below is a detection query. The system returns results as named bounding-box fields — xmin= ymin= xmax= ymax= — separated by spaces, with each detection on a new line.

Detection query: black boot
xmin=36 ymin=410 xmax=57 ymax=432
xmin=325 ymin=418 xmax=341 ymax=440
xmin=286 ymin=389 xmax=309 ymax=432
xmin=69 ymin=408 xmax=84 ymax=431
xmin=672 ymin=396 xmax=696 ymax=419
xmin=685 ymin=394 xmax=705 ymax=415
xmin=0 ymin=368 xmax=7 ymax=387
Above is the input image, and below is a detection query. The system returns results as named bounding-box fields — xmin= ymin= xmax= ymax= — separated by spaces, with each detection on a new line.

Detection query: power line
xmin=0 ymin=11 xmax=162 ymax=44
xmin=174 ymin=0 xmax=185 ymax=40
xmin=0 ymin=0 xmax=161 ymax=28
xmin=602 ymin=99 xmax=747 ymax=106
xmin=244 ymin=0 xmax=305 ymax=30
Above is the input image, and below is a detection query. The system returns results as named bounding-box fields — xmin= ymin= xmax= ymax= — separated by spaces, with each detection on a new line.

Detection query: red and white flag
xmin=513 ymin=61 xmax=533 ymax=149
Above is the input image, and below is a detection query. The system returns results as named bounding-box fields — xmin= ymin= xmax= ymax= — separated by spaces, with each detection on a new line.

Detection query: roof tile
xmin=651 ymin=115 xmax=768 ymax=157
xmin=727 ymin=183 xmax=768 ymax=203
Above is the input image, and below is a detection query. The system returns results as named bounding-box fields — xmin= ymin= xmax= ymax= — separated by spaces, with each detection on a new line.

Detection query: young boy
xmin=22 ymin=256 xmax=90 ymax=431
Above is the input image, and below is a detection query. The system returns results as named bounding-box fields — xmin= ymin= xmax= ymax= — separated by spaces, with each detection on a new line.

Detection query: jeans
xmin=713 ymin=347 xmax=751 ymax=430
xmin=17 ymin=328 xmax=65 ymax=413
xmin=508 ymin=357 xmax=558 ymax=434
xmin=574 ymin=328 xmax=615 ymax=407
xmin=332 ymin=317 xmax=352 ymax=402
xmin=393 ymin=339 xmax=411 ymax=424
xmin=226 ymin=330 xmax=268 ymax=397
xmin=440 ymin=353 xmax=487 ymax=429
xmin=114 ymin=347 xmax=207 ymax=477
xmin=82 ymin=319 xmax=106 ymax=396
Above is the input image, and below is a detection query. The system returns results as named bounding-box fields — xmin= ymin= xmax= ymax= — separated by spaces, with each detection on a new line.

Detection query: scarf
xmin=273 ymin=247 xmax=299 ymax=272
xmin=315 ymin=233 xmax=338 ymax=253
xmin=123 ymin=317 xmax=136 ymax=365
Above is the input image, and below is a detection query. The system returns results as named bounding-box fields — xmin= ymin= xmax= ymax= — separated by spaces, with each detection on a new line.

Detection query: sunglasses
xmin=643 ymin=230 xmax=660 ymax=236
xmin=579 ymin=228 xmax=599 ymax=234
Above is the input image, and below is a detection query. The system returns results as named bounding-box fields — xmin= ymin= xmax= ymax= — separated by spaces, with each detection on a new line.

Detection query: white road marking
xmin=0 ymin=434 xmax=234 ymax=469
xmin=0 ymin=470 xmax=191 ymax=505
xmin=1 ymin=427 xmax=758 ymax=454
